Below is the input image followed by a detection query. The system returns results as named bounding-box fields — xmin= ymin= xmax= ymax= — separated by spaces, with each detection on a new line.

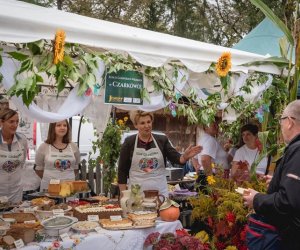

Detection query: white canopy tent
xmin=0 ymin=0 xmax=280 ymax=74
xmin=0 ymin=0 xmax=280 ymax=127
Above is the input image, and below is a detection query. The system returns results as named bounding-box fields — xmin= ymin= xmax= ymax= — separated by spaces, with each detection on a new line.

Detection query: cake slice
xmin=127 ymin=211 xmax=157 ymax=227
xmin=100 ymin=218 xmax=133 ymax=229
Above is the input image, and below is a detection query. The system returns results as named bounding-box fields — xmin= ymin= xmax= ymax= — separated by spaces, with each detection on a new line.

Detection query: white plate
xmin=41 ymin=216 xmax=78 ymax=229
xmin=72 ymin=221 xmax=99 ymax=233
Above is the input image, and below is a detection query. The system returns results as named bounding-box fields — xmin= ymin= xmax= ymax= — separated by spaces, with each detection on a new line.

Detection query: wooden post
xmin=80 ymin=159 xmax=87 ymax=181
xmin=95 ymin=163 xmax=101 ymax=195
xmin=88 ymin=165 xmax=94 ymax=193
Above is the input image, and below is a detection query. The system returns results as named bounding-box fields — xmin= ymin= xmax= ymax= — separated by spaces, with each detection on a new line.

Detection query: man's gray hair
xmin=285 ymin=100 xmax=300 ymax=120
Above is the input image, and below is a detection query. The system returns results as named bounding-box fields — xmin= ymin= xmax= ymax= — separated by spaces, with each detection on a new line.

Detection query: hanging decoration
xmin=84 ymin=87 xmax=92 ymax=97
xmin=255 ymin=103 xmax=270 ymax=123
xmin=216 ymin=52 xmax=232 ymax=77
xmin=53 ymin=29 xmax=66 ymax=65
xmin=175 ymin=92 xmax=181 ymax=100
xmin=169 ymin=102 xmax=177 ymax=117
xmin=93 ymin=84 xmax=101 ymax=96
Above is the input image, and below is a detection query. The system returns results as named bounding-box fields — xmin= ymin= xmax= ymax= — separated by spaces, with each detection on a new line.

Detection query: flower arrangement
xmin=189 ymin=169 xmax=267 ymax=249
xmin=144 ymin=229 xmax=209 ymax=250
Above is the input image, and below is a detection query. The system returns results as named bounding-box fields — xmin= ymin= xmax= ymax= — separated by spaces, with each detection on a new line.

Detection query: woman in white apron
xmin=34 ymin=120 xmax=80 ymax=191
xmin=118 ymin=111 xmax=202 ymax=197
xmin=0 ymin=109 xmax=28 ymax=204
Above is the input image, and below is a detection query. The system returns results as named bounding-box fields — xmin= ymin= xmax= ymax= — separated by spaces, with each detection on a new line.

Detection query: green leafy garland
xmin=0 ymin=39 xmax=290 ymax=158
xmin=0 ymin=40 xmax=284 ymax=126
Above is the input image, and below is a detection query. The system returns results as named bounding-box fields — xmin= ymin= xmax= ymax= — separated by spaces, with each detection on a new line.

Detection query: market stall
xmin=0 ymin=1 xmax=294 ymax=249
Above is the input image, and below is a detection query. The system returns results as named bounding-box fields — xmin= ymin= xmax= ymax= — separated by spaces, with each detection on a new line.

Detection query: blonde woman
xmin=118 ymin=111 xmax=202 ymax=197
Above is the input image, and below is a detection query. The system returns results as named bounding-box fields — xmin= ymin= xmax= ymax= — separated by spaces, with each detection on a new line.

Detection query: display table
xmin=22 ymin=220 xmax=182 ymax=250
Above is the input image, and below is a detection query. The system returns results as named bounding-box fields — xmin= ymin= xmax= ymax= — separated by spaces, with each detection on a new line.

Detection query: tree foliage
xmin=19 ymin=0 xmax=292 ymax=47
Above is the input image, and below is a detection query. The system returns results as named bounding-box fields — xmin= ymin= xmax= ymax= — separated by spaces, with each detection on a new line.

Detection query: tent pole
xmin=77 ymin=115 xmax=84 ymax=148
xmin=112 ymin=106 xmax=116 ymax=125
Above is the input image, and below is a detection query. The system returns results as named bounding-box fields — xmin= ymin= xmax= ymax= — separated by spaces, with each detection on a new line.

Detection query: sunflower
xmin=216 ymin=52 xmax=232 ymax=77
xmin=53 ymin=29 xmax=66 ymax=64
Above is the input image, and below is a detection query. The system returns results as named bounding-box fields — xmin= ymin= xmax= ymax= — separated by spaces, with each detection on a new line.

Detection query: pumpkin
xmin=159 ymin=206 xmax=180 ymax=222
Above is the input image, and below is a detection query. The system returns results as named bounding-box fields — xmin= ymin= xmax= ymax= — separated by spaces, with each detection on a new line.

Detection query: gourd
xmin=159 ymin=198 xmax=180 ymax=222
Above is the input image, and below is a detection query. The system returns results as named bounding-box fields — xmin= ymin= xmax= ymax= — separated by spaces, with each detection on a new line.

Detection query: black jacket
xmin=254 ymin=133 xmax=300 ymax=249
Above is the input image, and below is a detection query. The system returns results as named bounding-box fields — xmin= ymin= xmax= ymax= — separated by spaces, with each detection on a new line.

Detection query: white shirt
xmin=233 ymin=144 xmax=267 ymax=174
xmin=196 ymin=132 xmax=229 ymax=169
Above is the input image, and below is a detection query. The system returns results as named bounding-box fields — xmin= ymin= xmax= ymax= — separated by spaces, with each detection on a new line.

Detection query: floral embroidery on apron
xmin=139 ymin=157 xmax=159 ymax=172
xmin=2 ymin=159 xmax=21 ymax=173
xmin=54 ymin=159 xmax=71 ymax=171
xmin=129 ymin=134 xmax=168 ymax=196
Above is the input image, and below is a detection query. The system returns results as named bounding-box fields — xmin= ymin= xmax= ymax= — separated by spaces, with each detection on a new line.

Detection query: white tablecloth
xmin=22 ymin=220 xmax=182 ymax=250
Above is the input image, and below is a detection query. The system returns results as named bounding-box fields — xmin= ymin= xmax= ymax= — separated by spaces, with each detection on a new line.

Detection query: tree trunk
xmin=57 ymin=0 xmax=63 ymax=10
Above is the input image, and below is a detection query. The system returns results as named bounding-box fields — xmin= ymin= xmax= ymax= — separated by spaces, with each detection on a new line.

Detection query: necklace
xmin=52 ymin=143 xmax=68 ymax=152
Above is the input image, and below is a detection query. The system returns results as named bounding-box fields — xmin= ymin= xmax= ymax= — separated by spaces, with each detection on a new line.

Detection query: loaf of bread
xmin=72 ymin=181 xmax=88 ymax=192
xmin=48 ymin=183 xmax=61 ymax=195
xmin=48 ymin=181 xmax=88 ymax=197
xmin=3 ymin=213 xmax=36 ymax=223
xmin=6 ymin=228 xmax=35 ymax=244
xmin=59 ymin=182 xmax=72 ymax=197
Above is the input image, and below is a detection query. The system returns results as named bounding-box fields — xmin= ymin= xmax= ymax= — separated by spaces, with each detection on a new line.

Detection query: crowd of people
xmin=1 ymin=99 xmax=300 ymax=249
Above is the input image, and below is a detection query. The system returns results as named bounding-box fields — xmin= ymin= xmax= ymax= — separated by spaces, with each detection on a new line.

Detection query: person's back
xmin=243 ymin=100 xmax=300 ymax=250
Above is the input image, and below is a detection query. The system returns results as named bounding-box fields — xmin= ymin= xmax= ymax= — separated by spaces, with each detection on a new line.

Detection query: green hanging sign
xmin=105 ymin=70 xmax=143 ymax=105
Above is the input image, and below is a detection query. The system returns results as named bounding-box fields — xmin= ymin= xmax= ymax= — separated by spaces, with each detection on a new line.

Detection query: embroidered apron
xmin=40 ymin=144 xmax=76 ymax=191
xmin=129 ymin=135 xmax=168 ymax=196
xmin=0 ymin=141 xmax=25 ymax=203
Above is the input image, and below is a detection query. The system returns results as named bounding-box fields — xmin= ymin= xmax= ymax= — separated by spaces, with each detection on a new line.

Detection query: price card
xmin=88 ymin=215 xmax=99 ymax=222
xmin=60 ymin=233 xmax=70 ymax=242
xmin=110 ymin=215 xmax=122 ymax=221
xmin=95 ymin=227 xmax=102 ymax=233
xmin=50 ymin=179 xmax=60 ymax=184
xmin=23 ymin=207 xmax=34 ymax=212
xmin=53 ymin=209 xmax=64 ymax=216
xmin=24 ymin=220 xmax=36 ymax=224
xmin=14 ymin=239 xmax=25 ymax=249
